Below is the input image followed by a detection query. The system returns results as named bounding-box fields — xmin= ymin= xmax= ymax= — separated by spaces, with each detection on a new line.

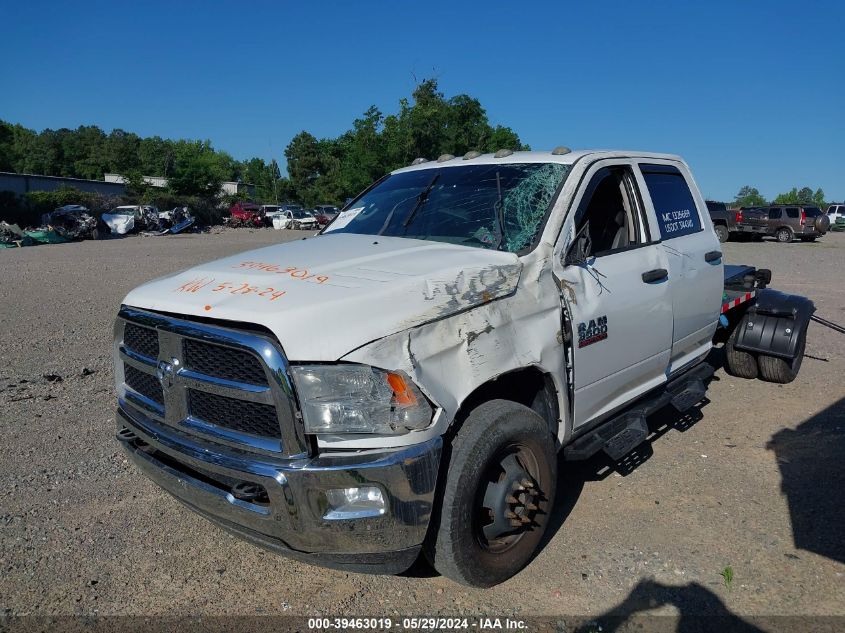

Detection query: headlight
xmin=290 ymin=364 xmax=433 ymax=435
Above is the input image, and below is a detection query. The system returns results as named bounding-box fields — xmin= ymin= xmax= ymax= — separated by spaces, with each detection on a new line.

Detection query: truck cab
xmin=112 ymin=150 xmax=747 ymax=587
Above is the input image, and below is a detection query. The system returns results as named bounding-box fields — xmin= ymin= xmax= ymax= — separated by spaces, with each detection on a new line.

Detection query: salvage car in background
xmin=313 ymin=204 xmax=340 ymax=227
xmin=272 ymin=208 xmax=318 ymax=230
xmin=259 ymin=205 xmax=282 ymax=227
xmin=42 ymin=205 xmax=100 ymax=240
xmin=228 ymin=202 xmax=264 ymax=227
xmin=102 ymin=205 xmax=161 ymax=235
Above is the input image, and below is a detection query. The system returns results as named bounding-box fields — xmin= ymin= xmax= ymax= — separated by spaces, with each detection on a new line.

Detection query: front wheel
xmin=425 ymin=400 xmax=557 ymax=587
xmin=714 ymin=224 xmax=729 ymax=243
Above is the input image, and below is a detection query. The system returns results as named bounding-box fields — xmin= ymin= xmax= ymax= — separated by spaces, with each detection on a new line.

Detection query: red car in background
xmin=228 ymin=202 xmax=263 ymax=227
xmin=313 ymin=204 xmax=340 ymax=227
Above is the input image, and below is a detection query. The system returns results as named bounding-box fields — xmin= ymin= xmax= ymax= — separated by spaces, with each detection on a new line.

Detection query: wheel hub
xmin=477 ymin=449 xmax=540 ymax=549
xmin=504 ymin=479 xmax=538 ymax=527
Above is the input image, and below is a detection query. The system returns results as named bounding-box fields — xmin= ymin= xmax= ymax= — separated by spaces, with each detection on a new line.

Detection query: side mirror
xmin=564 ymin=221 xmax=592 ymax=266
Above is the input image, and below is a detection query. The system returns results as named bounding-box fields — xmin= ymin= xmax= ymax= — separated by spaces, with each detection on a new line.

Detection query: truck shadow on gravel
xmin=575 ymin=578 xmax=767 ymax=632
xmin=766 ymin=396 xmax=845 ymax=565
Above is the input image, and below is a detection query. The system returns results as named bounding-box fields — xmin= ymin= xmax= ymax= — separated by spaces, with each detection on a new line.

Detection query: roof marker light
xmin=494 ymin=149 xmax=513 ymax=158
xmin=552 ymin=146 xmax=571 ymax=155
xmin=411 ymin=157 xmax=428 ymax=165
xmin=463 ymin=150 xmax=482 ymax=160
xmin=437 ymin=154 xmax=455 ymax=162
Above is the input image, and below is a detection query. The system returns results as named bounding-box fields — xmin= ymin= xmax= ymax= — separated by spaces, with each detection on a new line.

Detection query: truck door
xmin=638 ymin=163 xmax=723 ymax=374
xmin=554 ymin=161 xmax=673 ymax=429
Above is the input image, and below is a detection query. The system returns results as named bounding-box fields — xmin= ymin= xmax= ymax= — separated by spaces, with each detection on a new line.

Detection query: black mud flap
xmin=733 ymin=289 xmax=815 ymax=360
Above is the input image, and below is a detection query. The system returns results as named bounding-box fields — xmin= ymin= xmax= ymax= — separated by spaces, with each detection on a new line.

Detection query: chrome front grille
xmin=183 ymin=338 xmax=268 ymax=386
xmin=124 ymin=323 xmax=159 ymax=359
xmin=115 ymin=306 xmax=304 ymax=456
xmin=187 ymin=389 xmax=280 ymax=438
xmin=124 ymin=364 xmax=164 ymax=405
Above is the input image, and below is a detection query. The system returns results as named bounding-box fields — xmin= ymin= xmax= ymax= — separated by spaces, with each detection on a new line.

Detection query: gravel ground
xmin=1 ymin=228 xmax=843 ymax=621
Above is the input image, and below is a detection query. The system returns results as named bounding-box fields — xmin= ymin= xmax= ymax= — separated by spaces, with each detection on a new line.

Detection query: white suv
xmin=827 ymin=204 xmax=845 ymax=228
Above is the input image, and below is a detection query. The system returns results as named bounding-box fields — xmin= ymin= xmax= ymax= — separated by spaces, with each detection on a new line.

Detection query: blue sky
xmin=1 ymin=1 xmax=843 ymax=201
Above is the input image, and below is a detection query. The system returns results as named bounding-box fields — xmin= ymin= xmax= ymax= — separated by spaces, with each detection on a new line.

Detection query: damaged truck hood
xmin=122 ymin=233 xmax=522 ymax=360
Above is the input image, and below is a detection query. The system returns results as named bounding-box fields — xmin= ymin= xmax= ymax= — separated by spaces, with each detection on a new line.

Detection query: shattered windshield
xmin=323 ymin=162 xmax=570 ymax=252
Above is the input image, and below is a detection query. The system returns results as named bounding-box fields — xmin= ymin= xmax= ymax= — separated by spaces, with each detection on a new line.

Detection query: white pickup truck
xmin=113 ymin=149 xmax=814 ymax=587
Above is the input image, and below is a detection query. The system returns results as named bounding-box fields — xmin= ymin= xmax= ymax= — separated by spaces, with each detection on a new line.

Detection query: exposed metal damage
xmin=345 ymin=251 xmax=570 ymax=446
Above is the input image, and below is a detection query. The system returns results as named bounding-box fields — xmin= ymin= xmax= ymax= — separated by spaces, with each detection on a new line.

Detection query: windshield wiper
xmin=492 ymin=170 xmax=506 ymax=250
xmin=401 ymin=173 xmax=440 ymax=230
xmin=376 ymin=172 xmax=440 ymax=236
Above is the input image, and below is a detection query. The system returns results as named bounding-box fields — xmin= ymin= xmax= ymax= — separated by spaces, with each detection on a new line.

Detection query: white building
xmin=104 ymin=173 xmax=254 ymax=197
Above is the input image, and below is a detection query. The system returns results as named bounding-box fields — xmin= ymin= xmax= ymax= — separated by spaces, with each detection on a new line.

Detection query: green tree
xmin=773 ymin=186 xmax=826 ymax=206
xmin=734 ymin=186 xmax=767 ymax=207
xmin=0 ymin=121 xmax=14 ymax=171
xmin=167 ymin=142 xmax=225 ymax=197
xmin=285 ymin=131 xmax=322 ymax=204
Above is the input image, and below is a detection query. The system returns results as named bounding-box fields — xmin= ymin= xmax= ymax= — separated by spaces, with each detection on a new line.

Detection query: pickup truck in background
xmin=113 ymin=149 xmax=815 ymax=587
xmin=705 ymin=200 xmax=739 ymax=242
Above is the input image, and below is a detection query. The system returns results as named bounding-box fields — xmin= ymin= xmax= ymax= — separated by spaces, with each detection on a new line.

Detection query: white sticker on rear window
xmin=324 ymin=206 xmax=364 ymax=232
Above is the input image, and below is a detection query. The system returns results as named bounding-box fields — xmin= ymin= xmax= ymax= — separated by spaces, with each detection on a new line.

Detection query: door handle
xmin=641 ymin=268 xmax=668 ymax=283
xmin=705 ymin=250 xmax=722 ymax=262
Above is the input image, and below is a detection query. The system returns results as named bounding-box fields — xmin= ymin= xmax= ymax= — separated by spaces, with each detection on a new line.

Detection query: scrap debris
xmin=41 ymin=205 xmax=99 ymax=240
xmin=103 ymin=205 xmax=195 ymax=236
xmin=1 ymin=204 xmax=195 ymax=249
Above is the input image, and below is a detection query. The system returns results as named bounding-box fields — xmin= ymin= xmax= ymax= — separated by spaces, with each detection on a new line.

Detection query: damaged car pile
xmin=102 ymin=205 xmax=195 ymax=236
xmin=0 ymin=205 xmax=100 ymax=248
xmin=1 ymin=203 xmax=195 ymax=249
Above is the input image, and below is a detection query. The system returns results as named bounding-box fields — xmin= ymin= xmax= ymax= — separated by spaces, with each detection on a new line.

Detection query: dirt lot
xmin=1 ymin=228 xmax=843 ymax=623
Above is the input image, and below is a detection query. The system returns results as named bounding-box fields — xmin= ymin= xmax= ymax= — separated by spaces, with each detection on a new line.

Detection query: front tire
xmin=425 ymin=400 xmax=557 ymax=587
xmin=714 ymin=224 xmax=729 ymax=243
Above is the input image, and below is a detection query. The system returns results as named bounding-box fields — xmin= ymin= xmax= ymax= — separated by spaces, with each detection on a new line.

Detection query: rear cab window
xmin=639 ymin=164 xmax=702 ymax=240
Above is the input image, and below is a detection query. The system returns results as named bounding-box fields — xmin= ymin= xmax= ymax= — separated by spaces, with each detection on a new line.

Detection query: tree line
xmin=732 ymin=185 xmax=830 ymax=209
xmin=0 ymin=79 xmax=525 ymax=208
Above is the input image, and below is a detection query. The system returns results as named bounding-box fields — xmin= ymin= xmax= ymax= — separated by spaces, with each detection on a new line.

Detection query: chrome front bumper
xmin=117 ymin=405 xmax=442 ymax=574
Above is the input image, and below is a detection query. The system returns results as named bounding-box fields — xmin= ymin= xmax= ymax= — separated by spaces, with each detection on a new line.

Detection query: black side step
xmin=564 ymin=363 xmax=713 ymax=462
